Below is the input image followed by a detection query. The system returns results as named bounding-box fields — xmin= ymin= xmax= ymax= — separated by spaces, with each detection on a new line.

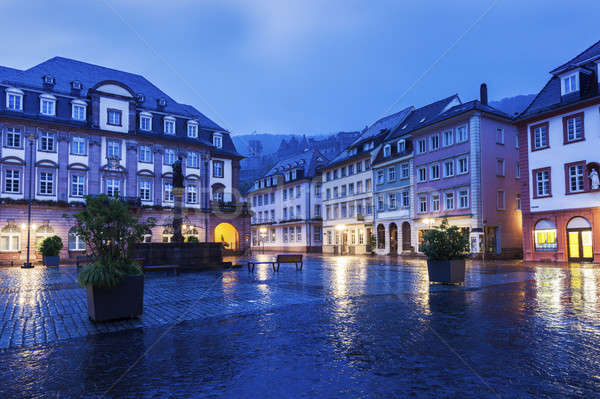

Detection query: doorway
xmin=567 ymin=217 xmax=593 ymax=261
xmin=389 ymin=223 xmax=398 ymax=254
xmin=401 ymin=222 xmax=411 ymax=251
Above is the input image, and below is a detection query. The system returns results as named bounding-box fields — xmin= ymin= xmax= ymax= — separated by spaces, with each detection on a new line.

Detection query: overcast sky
xmin=0 ymin=0 xmax=598 ymax=135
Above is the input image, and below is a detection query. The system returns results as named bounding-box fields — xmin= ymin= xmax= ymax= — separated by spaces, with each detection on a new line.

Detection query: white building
xmin=249 ymin=150 xmax=328 ymax=252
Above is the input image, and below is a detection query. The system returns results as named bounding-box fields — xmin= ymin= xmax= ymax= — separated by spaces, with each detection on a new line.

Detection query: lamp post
xmin=22 ymin=133 xmax=35 ymax=269
xmin=335 ymin=224 xmax=345 ymax=255
xmin=259 ymin=227 xmax=267 ymax=253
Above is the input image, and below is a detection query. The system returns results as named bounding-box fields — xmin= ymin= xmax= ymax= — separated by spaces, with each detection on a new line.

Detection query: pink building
xmin=411 ymin=86 xmax=522 ymax=257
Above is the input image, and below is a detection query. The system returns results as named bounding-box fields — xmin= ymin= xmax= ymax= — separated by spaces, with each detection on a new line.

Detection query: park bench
xmin=247 ymin=254 xmax=303 ymax=273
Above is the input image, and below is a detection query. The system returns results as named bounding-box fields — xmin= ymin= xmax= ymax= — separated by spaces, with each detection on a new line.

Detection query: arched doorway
xmin=567 ymin=217 xmax=593 ymax=261
xmin=377 ymin=224 xmax=385 ymax=249
xmin=215 ymin=223 xmax=239 ymax=251
xmin=389 ymin=223 xmax=398 ymax=254
xmin=402 ymin=222 xmax=411 ymax=251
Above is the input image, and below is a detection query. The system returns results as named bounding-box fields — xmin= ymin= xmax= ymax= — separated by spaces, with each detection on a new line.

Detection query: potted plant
xmin=71 ymin=195 xmax=155 ymax=322
xmin=40 ymin=235 xmax=63 ymax=267
xmin=419 ymin=219 xmax=470 ymax=284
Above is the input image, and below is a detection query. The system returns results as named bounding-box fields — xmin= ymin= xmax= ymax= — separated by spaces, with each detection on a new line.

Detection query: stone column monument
xmin=172 ymin=157 xmax=185 ymax=242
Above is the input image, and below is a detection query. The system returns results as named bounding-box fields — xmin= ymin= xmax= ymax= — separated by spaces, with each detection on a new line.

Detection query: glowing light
xmin=259 ymin=227 xmax=267 ymax=234
xmin=31 ymin=224 xmax=37 ymax=230
xmin=20 ymin=223 xmax=26 ymax=230
xmin=335 ymin=224 xmax=345 ymax=232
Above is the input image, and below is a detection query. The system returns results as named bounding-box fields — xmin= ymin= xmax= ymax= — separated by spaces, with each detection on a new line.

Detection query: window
xmin=213 ymin=133 xmax=223 ymax=148
xmin=534 ymin=219 xmax=557 ymax=251
xmin=6 ymin=128 xmax=21 ymax=148
xmin=139 ymin=181 xmax=151 ymax=201
xmin=282 ymin=227 xmax=288 ymax=242
xmin=71 ymin=137 xmax=86 ymax=155
xmin=456 ymin=125 xmax=468 ymax=143
xmin=187 ymin=152 xmax=199 ymax=168
xmin=164 ymin=149 xmax=176 ymax=165
xmin=562 ymin=73 xmax=578 ymax=95
xmin=377 ymin=196 xmax=384 ymax=212
xmin=5 ymin=170 xmax=20 ymax=193
xmin=39 ymin=172 xmax=54 ymax=195
xmin=563 ymin=113 xmax=584 ymax=143
xmin=107 ymin=109 xmax=122 ymax=126
xmin=431 ymin=194 xmax=440 ymax=212
xmin=516 ymin=193 xmax=521 ymax=210
xmin=315 ymin=204 xmax=321 ymax=217
xmin=296 ymin=185 xmax=301 ymax=198
xmin=401 ymin=191 xmax=409 ymax=208
xmin=315 ymin=183 xmax=322 ymax=198
xmin=417 ymin=139 xmax=426 ymax=154
xmin=444 ymin=160 xmax=454 ymax=177
xmin=515 ymin=132 xmax=519 ymax=148
xmin=283 ymin=208 xmax=288 ymax=220
xmin=567 ymin=162 xmax=585 ymax=193
xmin=187 ymin=122 xmax=198 ymax=138
xmin=356 ymin=181 xmax=362 ymax=194
xmin=314 ymin=226 xmax=322 ymax=242
xmin=533 ymin=168 xmax=551 ymax=198
xmin=397 ymin=140 xmax=405 ymax=153
xmin=140 ymin=113 xmax=152 ymax=131
xmin=365 ymin=178 xmax=371 ymax=192
xmin=377 ymin=170 xmax=385 ymax=184
xmin=6 ymin=88 xmax=23 ymax=111
xmin=296 ymin=205 xmax=301 ymax=218
xmin=107 ymin=140 xmax=120 ymax=159
xmin=531 ymin=123 xmax=549 ymax=150
xmin=515 ymin=162 xmax=521 ymax=179
xmin=213 ymin=160 xmax=224 ymax=178
xmin=348 ymin=183 xmax=354 ymax=195
xmin=401 ymin=162 xmax=409 ymax=178
xmin=445 ymin=192 xmax=455 ymax=210
xmin=356 ymin=162 xmax=362 ymax=173
xmin=0 ymin=225 xmax=20 ymax=251
xmin=333 ymin=187 xmax=339 ymax=198
xmin=497 ymin=190 xmax=505 ymax=210
xmin=270 ymin=192 xmax=275 ymax=203
xmin=496 ymin=159 xmax=505 ymax=176
xmin=458 ymin=157 xmax=468 ymax=174
xmin=429 ymin=134 xmax=439 ymax=151
xmin=417 ymin=167 xmax=427 ymax=182
xmin=39 ymin=132 xmax=55 ymax=152
xmin=72 ymin=102 xmax=86 ymax=121
xmin=139 ymin=145 xmax=152 ymax=163
xmin=40 ymin=95 xmax=56 ymax=116
xmin=341 ymin=185 xmax=347 ymax=197
xmin=164 ymin=183 xmax=174 ymax=202
xmin=389 ymin=193 xmax=397 ymax=210
xmin=68 ymin=228 xmax=86 ymax=251
xmin=459 ymin=190 xmax=469 ymax=209
xmin=187 ymin=185 xmax=198 ymax=203
xmin=430 ymin=164 xmax=440 ymax=180
xmin=418 ymin=196 xmax=427 ymax=213
xmin=388 ymin=167 xmax=396 ymax=182
xmin=383 ymin=144 xmax=391 ymax=157
xmin=364 ymin=159 xmax=371 ymax=170
xmin=443 ymin=130 xmax=453 ymax=146
xmin=164 ymin=117 xmax=176 ymax=135
xmin=496 ymin=128 xmax=505 ymax=144
xmin=106 ymin=178 xmax=120 ymax=197
xmin=71 ymin=175 xmax=85 ymax=197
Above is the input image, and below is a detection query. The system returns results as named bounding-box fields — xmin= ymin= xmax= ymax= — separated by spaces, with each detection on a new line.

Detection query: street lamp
xmin=259 ymin=227 xmax=267 ymax=253
xmin=22 ymin=133 xmax=35 ymax=269
xmin=335 ymin=224 xmax=345 ymax=255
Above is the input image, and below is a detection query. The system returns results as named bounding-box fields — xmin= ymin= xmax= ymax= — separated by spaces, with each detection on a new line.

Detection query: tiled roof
xmin=550 ymin=39 xmax=600 ymax=75
xmin=388 ymin=95 xmax=460 ymax=140
xmin=264 ymin=149 xmax=328 ymax=178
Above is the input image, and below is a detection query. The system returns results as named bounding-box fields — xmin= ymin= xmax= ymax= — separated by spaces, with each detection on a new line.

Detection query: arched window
xmin=68 ymin=228 xmax=86 ymax=251
xmin=162 ymin=227 xmax=173 ymax=243
xmin=212 ymin=183 xmax=225 ymax=202
xmin=0 ymin=224 xmax=21 ymax=252
xmin=35 ymin=225 xmax=54 ymax=249
xmin=184 ymin=226 xmax=199 ymax=242
xmin=534 ymin=219 xmax=557 ymax=251
xmin=377 ymin=224 xmax=386 ymax=249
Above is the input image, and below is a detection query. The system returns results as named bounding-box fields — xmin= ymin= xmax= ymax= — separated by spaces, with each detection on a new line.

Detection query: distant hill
xmin=490 ymin=94 xmax=536 ymax=117
xmin=232 ymin=134 xmax=298 ymax=156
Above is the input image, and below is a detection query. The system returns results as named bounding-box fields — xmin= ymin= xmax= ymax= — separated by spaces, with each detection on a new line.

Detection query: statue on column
xmin=172 ymin=157 xmax=185 ymax=242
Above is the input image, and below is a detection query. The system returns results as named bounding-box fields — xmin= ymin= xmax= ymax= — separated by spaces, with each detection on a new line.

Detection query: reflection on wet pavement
xmin=0 ymin=255 xmax=599 ymax=397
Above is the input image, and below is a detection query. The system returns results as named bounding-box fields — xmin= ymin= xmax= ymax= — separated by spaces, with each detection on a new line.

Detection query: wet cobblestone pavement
xmin=1 ymin=255 xmax=600 ymax=398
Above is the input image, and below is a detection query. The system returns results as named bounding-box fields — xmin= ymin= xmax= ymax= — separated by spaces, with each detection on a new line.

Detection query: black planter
xmin=86 ymin=274 xmax=144 ymax=322
xmin=426 ymin=259 xmax=465 ymax=284
xmin=43 ymin=255 xmax=60 ymax=267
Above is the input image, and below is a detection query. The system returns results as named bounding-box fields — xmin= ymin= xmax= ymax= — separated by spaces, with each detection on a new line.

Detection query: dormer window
xmin=136 ymin=93 xmax=145 ymax=103
xmin=213 ymin=133 xmax=223 ymax=148
xmin=140 ymin=112 xmax=152 ymax=131
xmin=157 ymin=98 xmax=167 ymax=107
xmin=107 ymin=109 xmax=122 ymax=126
xmin=383 ymin=144 xmax=391 ymax=157
xmin=164 ymin=116 xmax=176 ymax=135
xmin=40 ymin=94 xmax=56 ymax=116
xmin=5 ymin=88 xmax=23 ymax=111
xmin=562 ymin=73 xmax=579 ymax=95
xmin=397 ymin=140 xmax=405 ymax=153
xmin=71 ymin=81 xmax=82 ymax=90
xmin=71 ymin=99 xmax=87 ymax=121
xmin=43 ymin=75 xmax=56 ymax=86
xmin=187 ymin=121 xmax=198 ymax=138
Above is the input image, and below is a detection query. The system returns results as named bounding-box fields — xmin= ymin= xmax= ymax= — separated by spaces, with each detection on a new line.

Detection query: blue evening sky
xmin=0 ymin=0 xmax=598 ymax=135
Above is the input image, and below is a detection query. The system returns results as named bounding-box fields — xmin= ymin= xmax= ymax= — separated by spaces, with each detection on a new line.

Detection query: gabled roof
xmin=388 ymin=95 xmax=460 ymax=140
xmin=264 ymin=149 xmax=328 ymax=179
xmin=550 ymin=39 xmax=600 ymax=75
xmin=1 ymin=57 xmax=224 ymax=131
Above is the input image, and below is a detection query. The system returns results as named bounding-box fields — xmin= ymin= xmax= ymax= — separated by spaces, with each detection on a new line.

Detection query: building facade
xmin=249 ymin=150 xmax=328 ymax=252
xmin=0 ymin=57 xmax=249 ymax=264
xmin=518 ymin=40 xmax=600 ymax=262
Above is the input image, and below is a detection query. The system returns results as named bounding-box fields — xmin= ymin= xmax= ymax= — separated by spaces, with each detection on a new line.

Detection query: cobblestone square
xmin=0 ymin=255 xmax=599 ymax=397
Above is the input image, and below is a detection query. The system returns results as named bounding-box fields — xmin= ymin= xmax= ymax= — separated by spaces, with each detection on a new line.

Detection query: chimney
xmin=480 ymin=83 xmax=488 ymax=106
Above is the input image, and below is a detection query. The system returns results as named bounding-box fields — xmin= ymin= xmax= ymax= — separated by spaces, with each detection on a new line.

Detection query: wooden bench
xmin=247 ymin=254 xmax=303 ymax=273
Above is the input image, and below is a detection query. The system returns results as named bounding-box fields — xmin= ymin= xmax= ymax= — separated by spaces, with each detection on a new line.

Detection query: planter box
xmin=427 ymin=259 xmax=465 ymax=284
xmin=43 ymin=255 xmax=60 ymax=267
xmin=86 ymin=274 xmax=144 ymax=322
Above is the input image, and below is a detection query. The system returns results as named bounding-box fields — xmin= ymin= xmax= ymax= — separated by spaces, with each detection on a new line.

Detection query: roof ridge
xmin=33 ymin=56 xmax=147 ymax=80
xmin=550 ymin=39 xmax=600 ymax=74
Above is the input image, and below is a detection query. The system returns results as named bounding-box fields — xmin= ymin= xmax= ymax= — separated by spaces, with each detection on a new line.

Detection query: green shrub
xmin=69 ymin=195 xmax=155 ymax=288
xmin=186 ymin=236 xmax=199 ymax=242
xmin=418 ymin=219 xmax=470 ymax=261
xmin=40 ymin=235 xmax=63 ymax=257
